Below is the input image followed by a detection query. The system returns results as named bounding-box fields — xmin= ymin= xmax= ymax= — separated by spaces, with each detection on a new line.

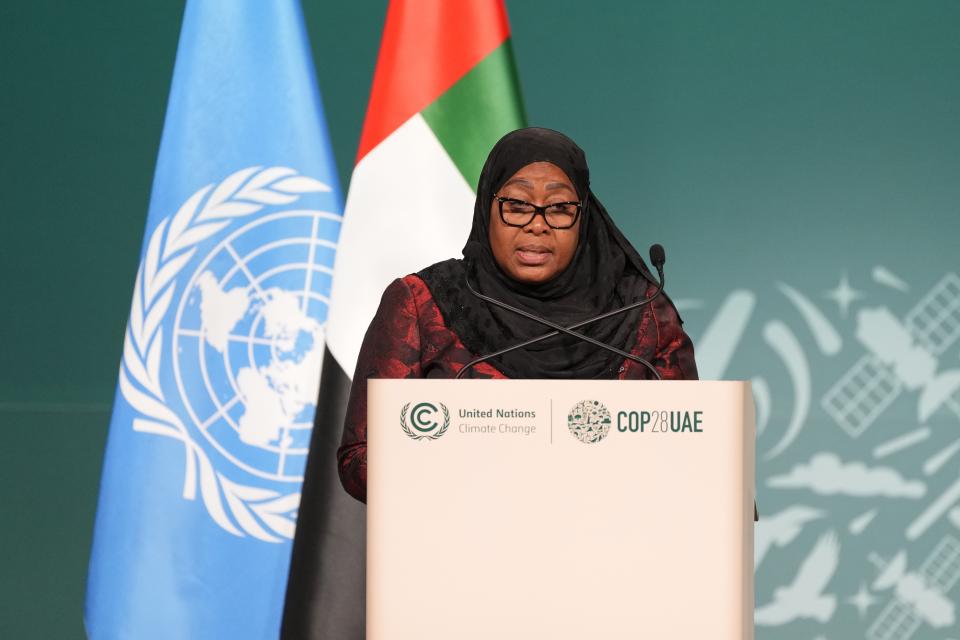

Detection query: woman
xmin=338 ymin=127 xmax=699 ymax=504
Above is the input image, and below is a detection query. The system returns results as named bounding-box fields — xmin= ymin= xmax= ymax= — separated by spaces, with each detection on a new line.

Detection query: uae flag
xmin=281 ymin=1 xmax=525 ymax=638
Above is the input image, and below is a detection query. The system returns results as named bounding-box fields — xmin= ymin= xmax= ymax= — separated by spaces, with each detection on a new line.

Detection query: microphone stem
xmin=456 ymin=269 xmax=665 ymax=380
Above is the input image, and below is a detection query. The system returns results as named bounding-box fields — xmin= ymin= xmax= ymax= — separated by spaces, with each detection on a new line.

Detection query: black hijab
xmin=418 ymin=127 xmax=660 ymax=379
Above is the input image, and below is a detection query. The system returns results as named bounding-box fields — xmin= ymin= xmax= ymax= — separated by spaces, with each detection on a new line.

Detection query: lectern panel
xmin=367 ymin=379 xmax=755 ymax=639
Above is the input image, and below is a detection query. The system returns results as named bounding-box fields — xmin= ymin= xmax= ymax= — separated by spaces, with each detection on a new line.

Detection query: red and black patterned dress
xmin=336 ymin=273 xmax=698 ymax=504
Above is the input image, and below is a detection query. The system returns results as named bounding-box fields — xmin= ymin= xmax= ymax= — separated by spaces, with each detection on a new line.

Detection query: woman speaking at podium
xmin=337 ymin=127 xmax=697 ymax=504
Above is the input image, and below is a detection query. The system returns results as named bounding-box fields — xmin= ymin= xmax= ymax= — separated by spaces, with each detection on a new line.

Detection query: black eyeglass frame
xmin=494 ymin=196 xmax=582 ymax=230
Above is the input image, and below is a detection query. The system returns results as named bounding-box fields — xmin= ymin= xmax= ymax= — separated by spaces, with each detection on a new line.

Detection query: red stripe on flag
xmin=356 ymin=0 xmax=511 ymax=163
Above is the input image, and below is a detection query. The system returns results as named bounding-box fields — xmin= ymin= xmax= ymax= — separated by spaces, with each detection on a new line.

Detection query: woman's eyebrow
xmin=546 ymin=182 xmax=575 ymax=191
xmin=501 ymin=177 xmax=532 ymax=189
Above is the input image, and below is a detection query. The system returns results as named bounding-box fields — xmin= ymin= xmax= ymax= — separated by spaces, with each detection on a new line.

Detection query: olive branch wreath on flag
xmin=119 ymin=166 xmax=329 ymax=542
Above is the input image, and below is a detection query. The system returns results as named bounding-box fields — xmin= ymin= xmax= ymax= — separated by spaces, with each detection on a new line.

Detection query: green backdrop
xmin=2 ymin=1 xmax=959 ymax=638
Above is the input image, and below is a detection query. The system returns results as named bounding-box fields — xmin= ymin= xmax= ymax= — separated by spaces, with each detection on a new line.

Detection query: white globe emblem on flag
xmin=119 ymin=166 xmax=341 ymax=542
xmin=174 ymin=213 xmax=332 ymax=482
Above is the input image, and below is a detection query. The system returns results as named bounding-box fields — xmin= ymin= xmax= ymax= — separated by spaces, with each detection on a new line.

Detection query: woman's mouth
xmin=515 ymin=245 xmax=552 ymax=266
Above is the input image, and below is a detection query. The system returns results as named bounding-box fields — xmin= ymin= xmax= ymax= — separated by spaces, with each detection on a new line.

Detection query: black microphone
xmin=649 ymin=243 xmax=665 ymax=270
xmin=455 ymin=244 xmax=667 ymax=379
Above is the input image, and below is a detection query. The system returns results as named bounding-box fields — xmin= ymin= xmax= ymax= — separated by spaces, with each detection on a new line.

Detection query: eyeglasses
xmin=494 ymin=196 xmax=582 ymax=230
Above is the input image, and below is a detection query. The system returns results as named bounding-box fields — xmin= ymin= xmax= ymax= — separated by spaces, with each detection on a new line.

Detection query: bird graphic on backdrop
xmin=755 ymin=531 xmax=841 ymax=625
xmin=754 ymin=505 xmax=825 ymax=568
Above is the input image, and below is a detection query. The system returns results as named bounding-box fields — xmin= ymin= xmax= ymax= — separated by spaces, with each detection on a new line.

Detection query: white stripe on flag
xmin=326 ymin=113 xmax=475 ymax=377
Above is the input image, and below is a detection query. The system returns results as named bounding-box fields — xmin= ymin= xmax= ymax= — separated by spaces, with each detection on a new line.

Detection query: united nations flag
xmin=84 ymin=1 xmax=342 ymax=638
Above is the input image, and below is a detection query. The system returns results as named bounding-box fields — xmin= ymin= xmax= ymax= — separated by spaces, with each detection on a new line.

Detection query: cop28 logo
xmin=567 ymin=399 xmax=612 ymax=444
xmin=400 ymin=402 xmax=450 ymax=440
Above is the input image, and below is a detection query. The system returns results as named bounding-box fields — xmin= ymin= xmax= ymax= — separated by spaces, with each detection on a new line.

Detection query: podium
xmin=367 ymin=379 xmax=755 ymax=639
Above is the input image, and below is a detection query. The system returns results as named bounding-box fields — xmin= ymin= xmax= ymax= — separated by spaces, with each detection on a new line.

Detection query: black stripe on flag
xmin=282 ymin=346 xmax=365 ymax=640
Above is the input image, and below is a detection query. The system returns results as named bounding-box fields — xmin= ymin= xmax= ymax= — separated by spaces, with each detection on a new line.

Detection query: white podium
xmin=367 ymin=379 xmax=755 ymax=639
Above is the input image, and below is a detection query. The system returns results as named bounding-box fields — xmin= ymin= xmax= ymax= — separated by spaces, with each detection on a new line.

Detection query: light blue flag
xmin=85 ymin=1 xmax=341 ymax=637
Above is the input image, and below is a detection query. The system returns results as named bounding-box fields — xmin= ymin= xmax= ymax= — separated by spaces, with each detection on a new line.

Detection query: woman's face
xmin=488 ymin=161 xmax=581 ymax=283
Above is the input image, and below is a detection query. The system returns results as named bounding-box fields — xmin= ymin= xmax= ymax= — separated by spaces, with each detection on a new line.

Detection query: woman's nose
xmin=523 ymin=211 xmax=551 ymax=235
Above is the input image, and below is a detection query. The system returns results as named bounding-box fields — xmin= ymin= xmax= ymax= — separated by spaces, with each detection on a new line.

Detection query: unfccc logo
xmin=400 ymin=402 xmax=450 ymax=440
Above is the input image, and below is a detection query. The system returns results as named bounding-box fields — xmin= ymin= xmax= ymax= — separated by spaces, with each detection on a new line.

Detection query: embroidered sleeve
xmin=336 ymin=278 xmax=422 ymax=503
xmin=651 ymin=294 xmax=699 ymax=381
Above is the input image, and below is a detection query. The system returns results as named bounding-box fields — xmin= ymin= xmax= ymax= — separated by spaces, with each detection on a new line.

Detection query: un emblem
xmin=568 ymin=399 xmax=612 ymax=444
xmin=118 ymin=166 xmax=340 ymax=542
xmin=400 ymin=402 xmax=450 ymax=440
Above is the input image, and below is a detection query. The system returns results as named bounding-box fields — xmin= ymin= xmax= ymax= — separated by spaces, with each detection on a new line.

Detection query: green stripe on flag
xmin=422 ymin=40 xmax=526 ymax=191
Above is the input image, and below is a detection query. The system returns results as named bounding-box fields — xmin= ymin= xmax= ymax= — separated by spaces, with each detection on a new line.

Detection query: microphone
xmin=649 ymin=243 xmax=665 ymax=270
xmin=455 ymin=245 xmax=667 ymax=379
